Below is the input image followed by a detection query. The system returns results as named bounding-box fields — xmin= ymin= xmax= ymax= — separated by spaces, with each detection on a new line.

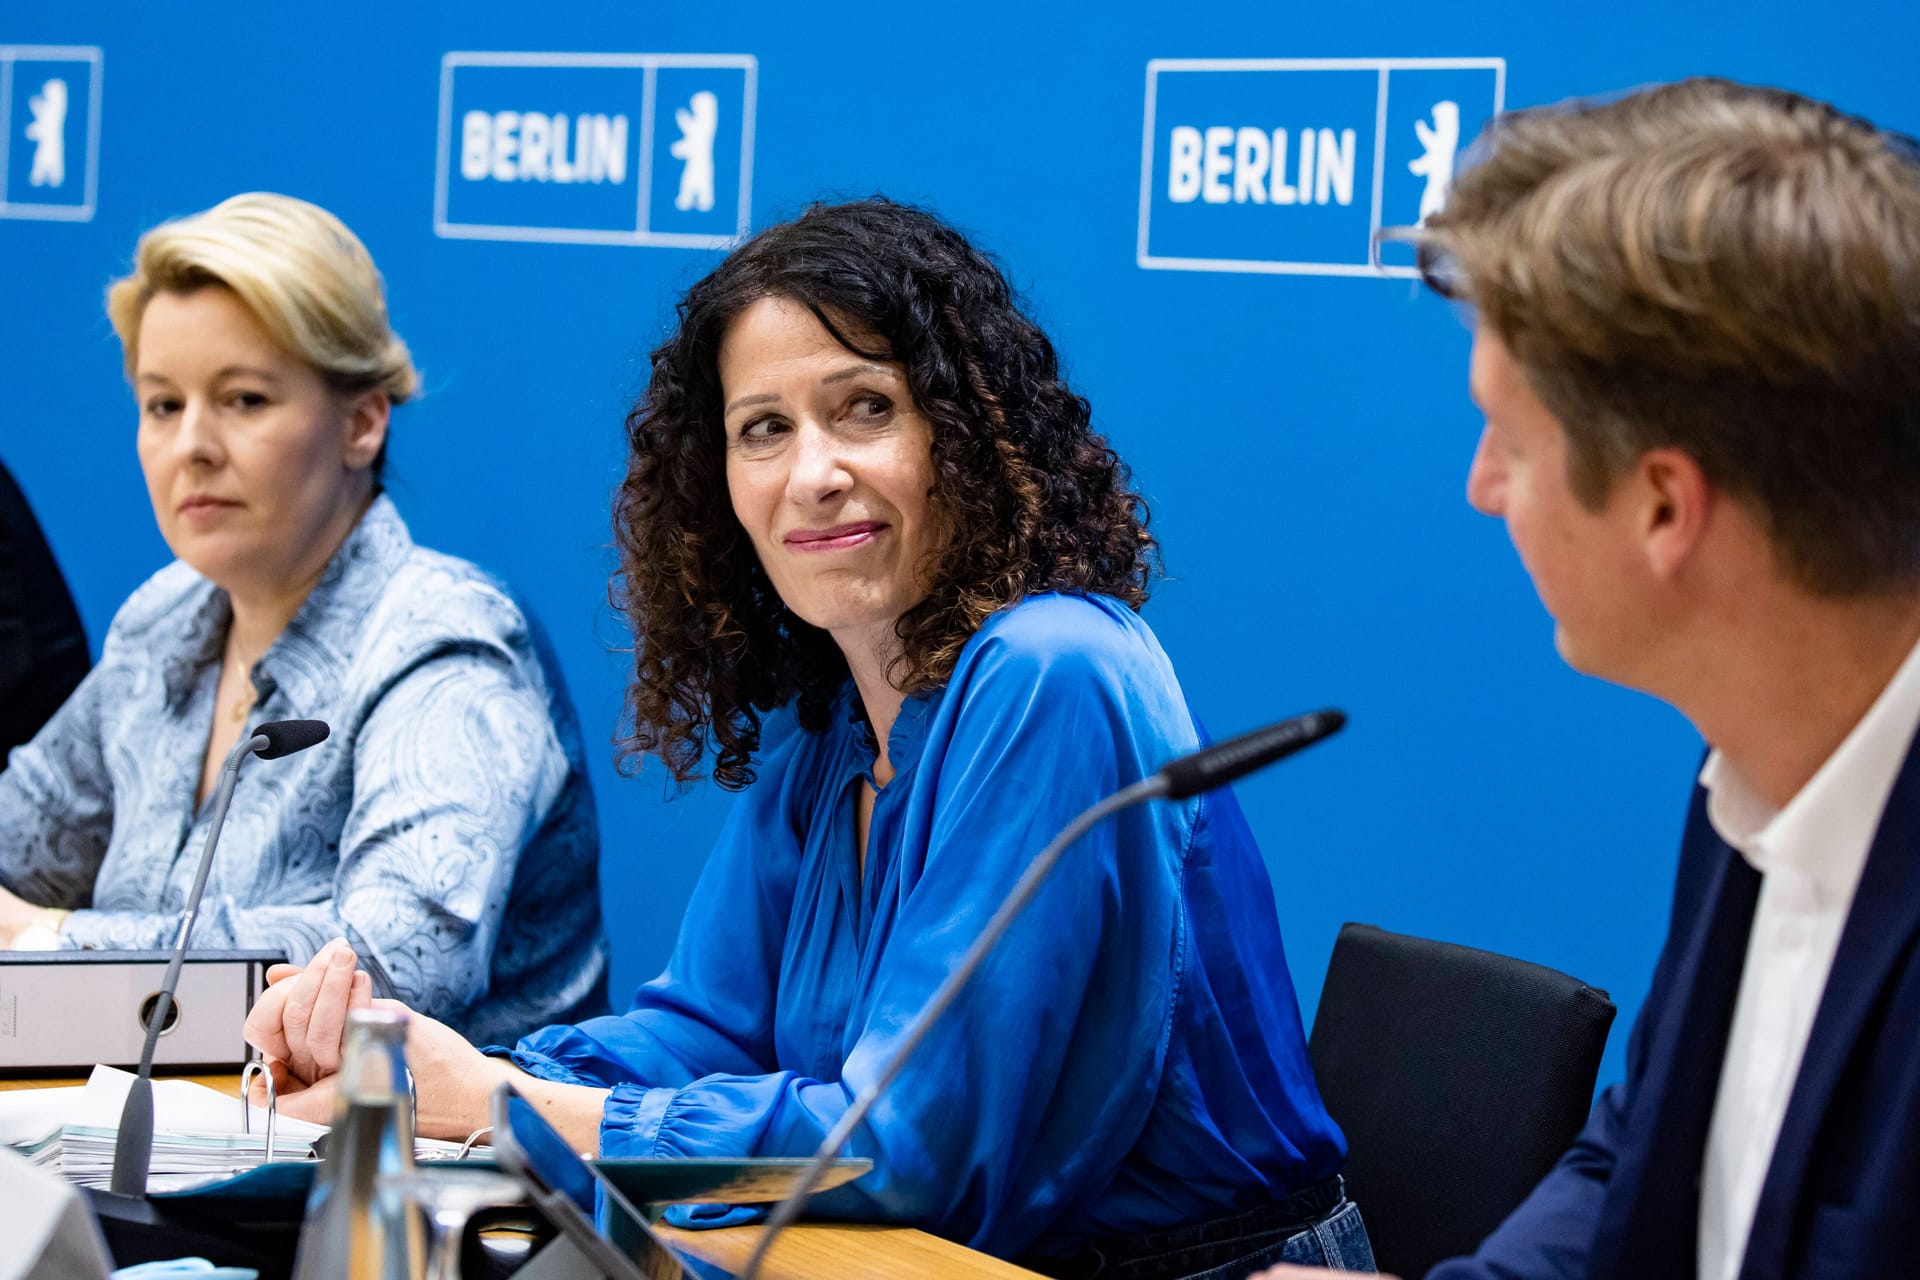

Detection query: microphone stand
xmin=106 ymin=728 xmax=268 ymax=1199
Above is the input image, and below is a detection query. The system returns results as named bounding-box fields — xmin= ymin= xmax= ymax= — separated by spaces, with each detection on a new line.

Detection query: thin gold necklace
xmin=226 ymin=635 xmax=261 ymax=724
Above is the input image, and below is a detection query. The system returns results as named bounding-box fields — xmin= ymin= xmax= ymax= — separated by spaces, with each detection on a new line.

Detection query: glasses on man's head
xmin=1371 ymin=224 xmax=1465 ymax=300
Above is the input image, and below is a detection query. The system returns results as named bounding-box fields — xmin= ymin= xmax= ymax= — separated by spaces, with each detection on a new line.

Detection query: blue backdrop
xmin=5 ymin=3 xmax=1916 ymax=1094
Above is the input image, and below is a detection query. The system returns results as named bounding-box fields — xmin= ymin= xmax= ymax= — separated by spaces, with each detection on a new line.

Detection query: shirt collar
xmin=160 ymin=494 xmax=412 ymax=716
xmin=159 ymin=589 xmax=230 ymax=712
xmin=887 ymin=687 xmax=940 ymax=774
xmin=839 ymin=681 xmax=943 ymax=788
xmin=259 ymin=494 xmax=412 ymax=714
xmin=1700 ymin=632 xmax=1920 ymax=908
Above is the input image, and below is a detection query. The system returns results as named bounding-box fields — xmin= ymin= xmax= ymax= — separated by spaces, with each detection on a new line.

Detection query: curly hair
xmin=614 ymin=198 xmax=1157 ymax=789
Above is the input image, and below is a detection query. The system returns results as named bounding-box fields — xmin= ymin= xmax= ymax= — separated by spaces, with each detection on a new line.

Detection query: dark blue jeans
xmin=1022 ymin=1177 xmax=1377 ymax=1279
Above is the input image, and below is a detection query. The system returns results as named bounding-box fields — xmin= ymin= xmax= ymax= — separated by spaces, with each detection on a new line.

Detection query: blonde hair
xmin=107 ymin=192 xmax=418 ymax=406
xmin=1420 ymin=78 xmax=1920 ymax=595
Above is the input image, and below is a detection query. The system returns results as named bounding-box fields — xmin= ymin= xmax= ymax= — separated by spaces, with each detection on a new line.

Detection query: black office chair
xmin=1307 ymin=923 xmax=1616 ymax=1279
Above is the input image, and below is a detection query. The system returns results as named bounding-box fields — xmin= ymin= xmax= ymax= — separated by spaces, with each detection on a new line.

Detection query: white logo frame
xmin=434 ymin=50 xmax=757 ymax=248
xmin=1137 ymin=57 xmax=1506 ymax=278
xmin=0 ymin=44 xmax=103 ymax=223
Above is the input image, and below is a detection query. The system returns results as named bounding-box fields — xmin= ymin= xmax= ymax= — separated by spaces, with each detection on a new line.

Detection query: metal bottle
xmin=290 ymin=1007 xmax=427 ymax=1280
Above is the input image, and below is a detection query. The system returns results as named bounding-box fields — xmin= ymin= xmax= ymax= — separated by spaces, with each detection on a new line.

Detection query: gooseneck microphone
xmin=106 ymin=718 xmax=330 ymax=1199
xmin=740 ymin=709 xmax=1347 ymax=1280
xmin=1158 ymin=709 xmax=1346 ymax=799
xmin=251 ymin=718 xmax=331 ymax=760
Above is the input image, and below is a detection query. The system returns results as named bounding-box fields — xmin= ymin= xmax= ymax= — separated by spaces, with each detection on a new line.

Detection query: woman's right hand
xmin=244 ymin=937 xmax=515 ymax=1136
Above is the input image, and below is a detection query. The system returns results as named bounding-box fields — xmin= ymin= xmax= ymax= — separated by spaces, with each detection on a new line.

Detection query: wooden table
xmin=0 ymin=1072 xmax=237 ymax=1092
xmin=4 ymin=1071 xmax=1041 ymax=1279
xmin=656 ymin=1220 xmax=1043 ymax=1279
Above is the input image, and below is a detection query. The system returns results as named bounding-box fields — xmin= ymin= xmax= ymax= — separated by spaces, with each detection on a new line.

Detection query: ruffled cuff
xmin=599 ymin=1081 xmax=680 ymax=1158
xmin=608 ymin=1086 xmax=771 ymax=1232
xmin=479 ymin=1043 xmax=592 ymax=1087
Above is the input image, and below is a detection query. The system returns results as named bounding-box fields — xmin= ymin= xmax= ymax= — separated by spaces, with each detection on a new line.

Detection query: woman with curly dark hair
xmin=247 ymin=199 xmax=1370 ymax=1277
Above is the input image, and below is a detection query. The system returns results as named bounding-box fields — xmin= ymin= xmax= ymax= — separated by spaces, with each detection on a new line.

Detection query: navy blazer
xmin=1431 ymin=738 xmax=1920 ymax=1280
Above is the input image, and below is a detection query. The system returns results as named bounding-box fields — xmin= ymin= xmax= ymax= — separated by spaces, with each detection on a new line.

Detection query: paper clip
xmin=455 ymin=1126 xmax=493 ymax=1160
xmin=239 ymin=1056 xmax=281 ymax=1162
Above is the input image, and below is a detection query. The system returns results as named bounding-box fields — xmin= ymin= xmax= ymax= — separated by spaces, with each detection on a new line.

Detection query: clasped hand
xmin=242 ymin=937 xmax=509 ymax=1138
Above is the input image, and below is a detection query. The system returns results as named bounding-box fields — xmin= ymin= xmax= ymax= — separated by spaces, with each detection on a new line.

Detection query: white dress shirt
xmin=1696 ymin=635 xmax=1920 ymax=1280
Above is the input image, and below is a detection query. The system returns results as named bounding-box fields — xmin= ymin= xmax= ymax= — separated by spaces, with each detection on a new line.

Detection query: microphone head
xmin=250 ymin=719 xmax=331 ymax=760
xmin=1159 ymin=709 xmax=1346 ymax=800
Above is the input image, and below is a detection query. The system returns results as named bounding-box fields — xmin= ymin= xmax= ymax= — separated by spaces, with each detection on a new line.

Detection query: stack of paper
xmin=0 ymin=1065 xmax=463 ymax=1193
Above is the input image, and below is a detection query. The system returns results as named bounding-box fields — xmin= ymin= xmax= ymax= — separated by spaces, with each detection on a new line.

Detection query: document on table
xmin=0 ymin=1065 xmax=463 ymax=1192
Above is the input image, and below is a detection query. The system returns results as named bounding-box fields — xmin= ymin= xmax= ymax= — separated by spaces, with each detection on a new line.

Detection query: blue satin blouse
xmin=509 ymin=593 xmax=1344 ymax=1257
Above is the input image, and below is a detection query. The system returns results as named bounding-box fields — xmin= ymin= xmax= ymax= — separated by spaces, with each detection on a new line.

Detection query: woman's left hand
xmin=246 ymin=939 xmax=373 ymax=1083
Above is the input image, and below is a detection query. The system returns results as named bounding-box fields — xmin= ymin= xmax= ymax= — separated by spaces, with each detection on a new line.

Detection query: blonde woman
xmin=0 ymin=194 xmax=606 ymax=1045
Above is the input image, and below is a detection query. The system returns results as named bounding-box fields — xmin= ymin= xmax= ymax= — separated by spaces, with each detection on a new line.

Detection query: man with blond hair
xmin=1265 ymin=77 xmax=1920 ymax=1279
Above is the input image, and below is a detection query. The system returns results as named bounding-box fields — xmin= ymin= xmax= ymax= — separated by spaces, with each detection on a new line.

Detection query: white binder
xmin=0 ymin=951 xmax=282 ymax=1074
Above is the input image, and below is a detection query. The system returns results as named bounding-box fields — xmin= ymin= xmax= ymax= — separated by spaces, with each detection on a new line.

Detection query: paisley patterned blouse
xmin=0 ymin=496 xmax=607 ymax=1044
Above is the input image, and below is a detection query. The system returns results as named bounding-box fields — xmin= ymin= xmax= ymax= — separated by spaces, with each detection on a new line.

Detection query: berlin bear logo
xmin=670 ymin=90 xmax=719 ymax=212
xmin=1408 ymin=100 xmax=1460 ymax=224
xmin=25 ymin=78 xmax=69 ymax=189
